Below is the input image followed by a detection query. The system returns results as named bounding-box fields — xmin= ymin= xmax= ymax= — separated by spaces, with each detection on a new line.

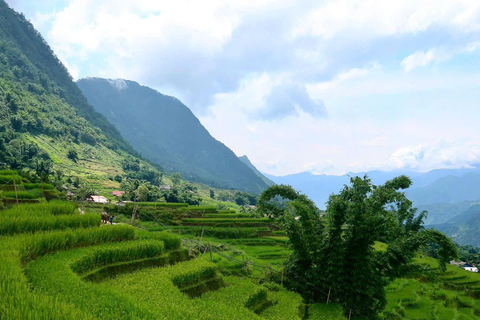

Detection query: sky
xmin=6 ymin=0 xmax=480 ymax=176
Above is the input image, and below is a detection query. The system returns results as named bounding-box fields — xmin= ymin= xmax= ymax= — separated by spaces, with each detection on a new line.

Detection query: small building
xmin=111 ymin=191 xmax=125 ymax=197
xmin=450 ymin=260 xmax=467 ymax=266
xmin=463 ymin=264 xmax=479 ymax=273
xmin=88 ymin=195 xmax=108 ymax=204
xmin=159 ymin=185 xmax=172 ymax=190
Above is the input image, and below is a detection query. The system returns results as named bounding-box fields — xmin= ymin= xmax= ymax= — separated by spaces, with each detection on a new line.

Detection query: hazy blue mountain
xmin=77 ymin=78 xmax=268 ymax=194
xmin=266 ymin=166 xmax=480 ymax=208
xmin=238 ymin=156 xmax=275 ymax=186
xmin=417 ymin=201 xmax=480 ymax=225
xmin=405 ymin=172 xmax=480 ymax=205
xmin=431 ymin=204 xmax=480 ymax=246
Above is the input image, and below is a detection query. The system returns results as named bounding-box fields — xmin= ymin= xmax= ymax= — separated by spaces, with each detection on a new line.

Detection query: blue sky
xmin=7 ymin=0 xmax=480 ymax=176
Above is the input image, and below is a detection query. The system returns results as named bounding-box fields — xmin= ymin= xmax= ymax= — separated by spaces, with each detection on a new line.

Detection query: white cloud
xmin=401 ymin=48 xmax=451 ymax=72
xmin=9 ymin=0 xmax=480 ymax=176
xmin=389 ymin=141 xmax=480 ymax=171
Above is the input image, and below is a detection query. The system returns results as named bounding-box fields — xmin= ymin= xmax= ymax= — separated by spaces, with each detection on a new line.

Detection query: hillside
xmin=431 ymin=204 xmax=480 ymax=246
xmin=0 ymin=1 xmax=162 ymax=186
xmin=77 ymin=78 xmax=268 ymax=194
xmin=238 ymin=155 xmax=275 ymax=186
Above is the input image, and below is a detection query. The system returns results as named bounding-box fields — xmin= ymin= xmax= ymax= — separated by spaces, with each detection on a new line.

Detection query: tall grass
xmin=0 ymin=213 xmax=100 ymax=236
xmin=2 ymin=190 xmax=42 ymax=199
xmin=0 ymin=225 xmax=135 ymax=320
xmin=135 ymin=229 xmax=182 ymax=250
xmin=0 ymin=174 xmax=20 ymax=184
xmin=71 ymin=240 xmax=165 ymax=274
xmin=0 ymin=201 xmax=77 ymax=218
xmin=23 ymin=183 xmax=55 ymax=190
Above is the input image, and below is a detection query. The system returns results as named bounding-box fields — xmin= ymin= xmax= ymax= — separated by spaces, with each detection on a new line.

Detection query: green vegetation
xmin=77 ymin=77 xmax=268 ymax=194
xmin=258 ymin=177 xmax=457 ymax=318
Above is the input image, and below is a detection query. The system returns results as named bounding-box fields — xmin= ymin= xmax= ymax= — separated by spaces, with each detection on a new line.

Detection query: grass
xmin=70 ymin=239 xmax=165 ymax=274
xmin=0 ymin=224 xmax=135 ymax=320
xmin=105 ymin=259 xmax=261 ymax=319
xmin=308 ymin=303 xmax=347 ymax=319
xmin=0 ymin=213 xmax=100 ymax=236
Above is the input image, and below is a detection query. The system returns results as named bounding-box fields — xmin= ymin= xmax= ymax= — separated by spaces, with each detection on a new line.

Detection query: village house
xmin=159 ymin=185 xmax=172 ymax=190
xmin=88 ymin=195 xmax=108 ymax=204
xmin=111 ymin=191 xmax=125 ymax=197
xmin=463 ymin=264 xmax=479 ymax=273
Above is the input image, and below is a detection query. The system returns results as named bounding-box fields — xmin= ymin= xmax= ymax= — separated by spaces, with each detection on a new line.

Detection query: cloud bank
xmin=7 ymin=0 xmax=480 ymax=175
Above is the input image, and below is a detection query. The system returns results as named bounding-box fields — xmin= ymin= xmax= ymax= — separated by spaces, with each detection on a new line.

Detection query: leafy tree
xmin=67 ymin=148 xmax=78 ymax=162
xmin=210 ymin=189 xmax=215 ymax=199
xmin=136 ymin=184 xmax=150 ymax=202
xmin=234 ymin=192 xmax=249 ymax=206
xmin=171 ymin=172 xmax=182 ymax=186
xmin=259 ymin=176 xmax=457 ymax=318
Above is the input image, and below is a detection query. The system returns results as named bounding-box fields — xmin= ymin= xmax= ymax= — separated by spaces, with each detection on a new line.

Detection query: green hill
xmin=77 ymin=78 xmax=268 ymax=194
xmin=0 ymin=1 xmax=159 ymax=185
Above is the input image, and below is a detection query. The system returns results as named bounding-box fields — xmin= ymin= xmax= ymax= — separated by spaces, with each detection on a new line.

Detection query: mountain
xmin=417 ymin=201 xmax=480 ymax=225
xmin=432 ymin=204 xmax=480 ymax=246
xmin=266 ymin=166 xmax=480 ymax=208
xmin=0 ymin=1 xmax=159 ymax=183
xmin=77 ymin=78 xmax=268 ymax=194
xmin=406 ymin=172 xmax=480 ymax=205
xmin=238 ymin=155 xmax=275 ymax=186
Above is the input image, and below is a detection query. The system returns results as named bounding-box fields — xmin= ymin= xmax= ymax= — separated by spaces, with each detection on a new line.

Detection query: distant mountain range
xmin=265 ymin=166 xmax=480 ymax=208
xmin=266 ymin=166 xmax=480 ymax=246
xmin=78 ymin=78 xmax=268 ymax=194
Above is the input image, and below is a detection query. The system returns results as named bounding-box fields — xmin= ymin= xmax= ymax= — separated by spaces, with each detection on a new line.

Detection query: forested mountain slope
xmin=0 ymin=1 xmax=158 ymax=184
xmin=238 ymin=155 xmax=275 ymax=186
xmin=77 ymin=78 xmax=268 ymax=194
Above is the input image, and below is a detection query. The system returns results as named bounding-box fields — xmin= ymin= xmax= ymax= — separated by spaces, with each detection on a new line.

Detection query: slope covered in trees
xmin=0 ymin=1 xmax=161 ymax=184
xmin=77 ymin=78 xmax=268 ymax=194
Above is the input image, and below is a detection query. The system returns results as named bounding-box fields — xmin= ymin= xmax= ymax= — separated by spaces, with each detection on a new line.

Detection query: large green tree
xmin=258 ymin=176 xmax=457 ymax=318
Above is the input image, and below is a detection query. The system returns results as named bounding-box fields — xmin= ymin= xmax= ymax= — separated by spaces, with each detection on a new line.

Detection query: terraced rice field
xmin=0 ymin=201 xmax=345 ymax=320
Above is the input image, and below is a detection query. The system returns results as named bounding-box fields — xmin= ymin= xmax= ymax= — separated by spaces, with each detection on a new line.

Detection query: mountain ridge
xmin=77 ymin=77 xmax=268 ymax=194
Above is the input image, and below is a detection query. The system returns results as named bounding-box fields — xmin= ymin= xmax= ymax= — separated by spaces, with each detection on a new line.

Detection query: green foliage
xmin=260 ymin=176 xmax=457 ymax=318
xmin=67 ymin=148 xmax=78 ymax=162
xmin=78 ymin=78 xmax=268 ymax=194
xmin=308 ymin=304 xmax=347 ymax=320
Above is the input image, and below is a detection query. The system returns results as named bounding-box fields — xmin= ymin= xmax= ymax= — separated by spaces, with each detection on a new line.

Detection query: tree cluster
xmin=258 ymin=176 xmax=457 ymax=318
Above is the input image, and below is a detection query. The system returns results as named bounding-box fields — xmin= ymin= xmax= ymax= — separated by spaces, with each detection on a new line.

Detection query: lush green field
xmin=3 ymin=200 xmax=479 ymax=320
xmin=0 ymin=201 xmax=350 ymax=319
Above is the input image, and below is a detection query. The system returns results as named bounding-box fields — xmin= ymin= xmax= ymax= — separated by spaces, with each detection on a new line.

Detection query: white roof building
xmin=89 ymin=195 xmax=108 ymax=204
